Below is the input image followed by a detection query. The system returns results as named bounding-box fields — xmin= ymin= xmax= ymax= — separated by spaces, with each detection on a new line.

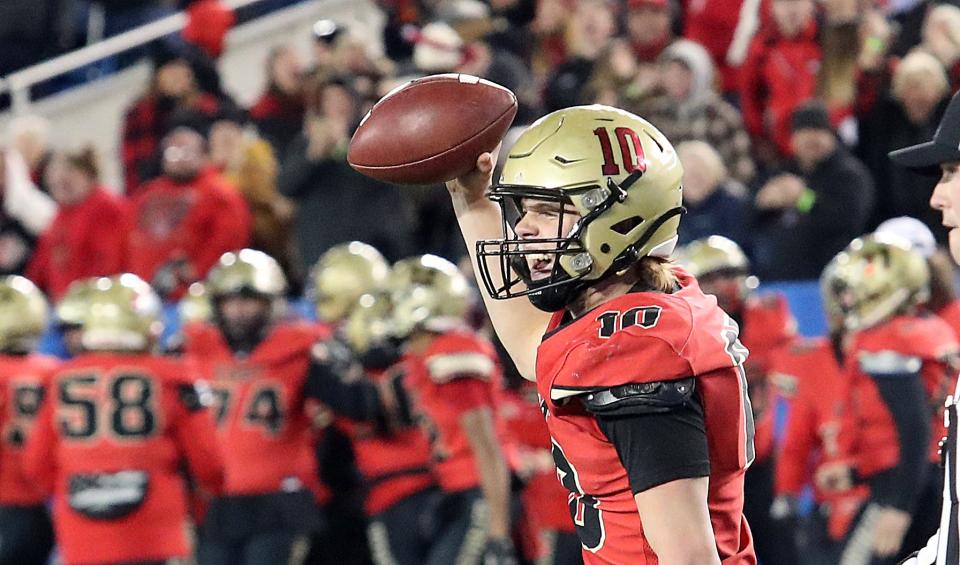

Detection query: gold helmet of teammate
xmin=477 ymin=104 xmax=684 ymax=311
xmin=178 ymin=282 xmax=212 ymax=325
xmin=676 ymin=235 xmax=759 ymax=313
xmin=821 ymin=233 xmax=929 ymax=332
xmin=819 ymin=256 xmax=846 ymax=335
xmin=0 ymin=276 xmax=48 ymax=353
xmin=342 ymin=291 xmax=395 ymax=355
xmin=678 ymin=235 xmax=750 ymax=279
xmin=389 ymin=255 xmax=471 ymax=337
xmin=206 ymin=249 xmax=287 ymax=300
xmin=308 ymin=242 xmax=390 ymax=323
xmin=82 ymin=274 xmax=163 ymax=352
xmin=55 ymin=278 xmax=97 ymax=328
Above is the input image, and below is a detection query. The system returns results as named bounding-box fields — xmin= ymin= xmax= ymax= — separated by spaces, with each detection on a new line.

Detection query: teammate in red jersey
xmin=0 ymin=276 xmax=57 ymax=564
xmin=390 ymin=255 xmax=515 ymax=564
xmin=876 ymin=217 xmax=960 ymax=340
xmin=306 ymin=242 xmax=397 ymax=565
xmin=770 ymin=263 xmax=867 ymax=565
xmin=309 ymin=255 xmax=516 ymax=564
xmin=24 ymin=274 xmax=224 ymax=565
xmin=183 ymin=249 xmax=328 ymax=565
xmin=818 ymin=235 xmax=958 ymax=564
xmin=307 ymin=244 xmax=441 ymax=565
xmin=678 ymin=235 xmax=798 ymax=565
xmin=443 ymin=105 xmax=755 ymax=563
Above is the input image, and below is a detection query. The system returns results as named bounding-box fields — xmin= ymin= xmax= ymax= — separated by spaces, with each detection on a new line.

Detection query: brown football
xmin=348 ymin=73 xmax=518 ymax=185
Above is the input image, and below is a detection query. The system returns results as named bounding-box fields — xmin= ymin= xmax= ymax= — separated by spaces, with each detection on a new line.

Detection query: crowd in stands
xmin=3 ymin=0 xmax=959 ymax=300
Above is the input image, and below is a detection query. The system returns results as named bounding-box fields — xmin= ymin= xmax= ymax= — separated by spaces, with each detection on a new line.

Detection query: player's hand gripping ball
xmin=348 ymin=73 xmax=517 ymax=185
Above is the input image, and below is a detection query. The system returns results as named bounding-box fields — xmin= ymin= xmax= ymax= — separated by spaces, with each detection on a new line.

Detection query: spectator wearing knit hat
xmin=751 ymin=101 xmax=875 ymax=280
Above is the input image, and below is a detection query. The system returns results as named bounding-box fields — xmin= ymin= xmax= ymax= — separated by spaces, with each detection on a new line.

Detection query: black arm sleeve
xmin=594 ymin=390 xmax=711 ymax=494
xmin=304 ymin=360 xmax=388 ymax=428
xmin=869 ymin=372 xmax=931 ymax=512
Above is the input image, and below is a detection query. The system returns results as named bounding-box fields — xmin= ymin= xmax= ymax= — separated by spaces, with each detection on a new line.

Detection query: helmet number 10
xmin=592 ymin=127 xmax=646 ymax=177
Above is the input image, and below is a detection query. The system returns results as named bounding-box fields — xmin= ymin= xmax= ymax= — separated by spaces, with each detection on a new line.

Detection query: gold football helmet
xmin=206 ymin=249 xmax=288 ymax=299
xmin=389 ymin=255 xmax=470 ymax=337
xmin=0 ymin=276 xmax=48 ymax=353
xmin=676 ymin=235 xmax=758 ymax=312
xmin=82 ymin=274 xmax=163 ymax=352
xmin=55 ymin=278 xmax=97 ymax=328
xmin=308 ymin=242 xmax=390 ymax=323
xmin=477 ymin=104 xmax=684 ymax=311
xmin=178 ymin=282 xmax=212 ymax=325
xmin=678 ymin=236 xmax=750 ymax=279
xmin=821 ymin=233 xmax=929 ymax=331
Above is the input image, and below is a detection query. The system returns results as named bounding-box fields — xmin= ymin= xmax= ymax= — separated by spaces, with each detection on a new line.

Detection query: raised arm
xmin=446 ymin=151 xmax=551 ymax=380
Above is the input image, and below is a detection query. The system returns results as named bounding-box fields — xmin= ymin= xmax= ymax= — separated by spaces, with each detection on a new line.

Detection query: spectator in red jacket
xmin=26 ymin=146 xmax=126 ymax=299
xmin=249 ymin=45 xmax=306 ymax=158
xmin=126 ymin=127 xmax=251 ymax=299
xmin=739 ymin=0 xmax=820 ymax=164
xmin=122 ymin=43 xmax=223 ymax=194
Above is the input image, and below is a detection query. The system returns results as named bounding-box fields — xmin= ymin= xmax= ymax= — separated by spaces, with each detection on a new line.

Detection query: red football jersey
xmin=937 ymin=299 xmax=960 ymax=339
xmin=333 ymin=359 xmax=435 ymax=516
xmin=0 ymin=354 xmax=59 ymax=506
xmin=184 ymin=321 xmax=329 ymax=499
xmin=536 ymin=268 xmax=756 ymax=564
xmin=403 ymin=328 xmax=504 ymax=493
xmin=740 ymin=294 xmax=797 ymax=464
xmin=842 ymin=314 xmax=958 ymax=478
xmin=770 ymin=337 xmax=867 ymax=540
xmin=23 ymin=353 xmax=223 ymax=565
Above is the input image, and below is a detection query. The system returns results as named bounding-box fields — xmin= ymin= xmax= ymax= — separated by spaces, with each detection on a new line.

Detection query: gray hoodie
xmin=660 ymin=39 xmax=716 ymax=120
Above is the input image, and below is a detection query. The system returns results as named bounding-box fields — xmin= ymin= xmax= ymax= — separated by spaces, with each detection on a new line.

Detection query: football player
xmin=770 ymin=259 xmax=868 ymax=565
xmin=0 ymin=276 xmax=57 ymax=565
xmin=185 ymin=249 xmax=328 ymax=565
xmin=23 ymin=274 xmax=224 ymax=565
xmin=678 ymin=235 xmax=798 ymax=565
xmin=319 ymin=291 xmax=442 ymax=565
xmin=445 ymin=105 xmax=756 ymax=563
xmin=388 ymin=255 xmax=515 ymax=564
xmin=308 ymin=256 xmax=516 ymax=564
xmin=817 ymin=235 xmax=957 ymax=564
xmin=307 ymin=246 xmax=441 ymax=565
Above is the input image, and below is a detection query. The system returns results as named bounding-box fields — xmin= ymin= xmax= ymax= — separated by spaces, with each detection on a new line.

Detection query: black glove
xmin=483 ymin=538 xmax=518 ymax=565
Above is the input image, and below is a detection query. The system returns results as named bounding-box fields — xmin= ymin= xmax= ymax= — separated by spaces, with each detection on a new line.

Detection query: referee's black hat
xmin=889 ymin=90 xmax=960 ymax=176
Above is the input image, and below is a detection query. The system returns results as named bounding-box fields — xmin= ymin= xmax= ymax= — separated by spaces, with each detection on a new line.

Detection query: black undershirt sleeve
xmin=595 ymin=392 xmax=711 ymax=494
xmin=868 ymin=372 xmax=931 ymax=512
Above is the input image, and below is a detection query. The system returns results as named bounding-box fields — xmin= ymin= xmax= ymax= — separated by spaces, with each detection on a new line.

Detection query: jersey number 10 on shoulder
xmin=597 ymin=307 xmax=662 ymax=339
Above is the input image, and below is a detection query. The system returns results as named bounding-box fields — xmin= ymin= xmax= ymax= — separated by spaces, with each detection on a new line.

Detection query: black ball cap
xmin=889 ymin=90 xmax=960 ymax=176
